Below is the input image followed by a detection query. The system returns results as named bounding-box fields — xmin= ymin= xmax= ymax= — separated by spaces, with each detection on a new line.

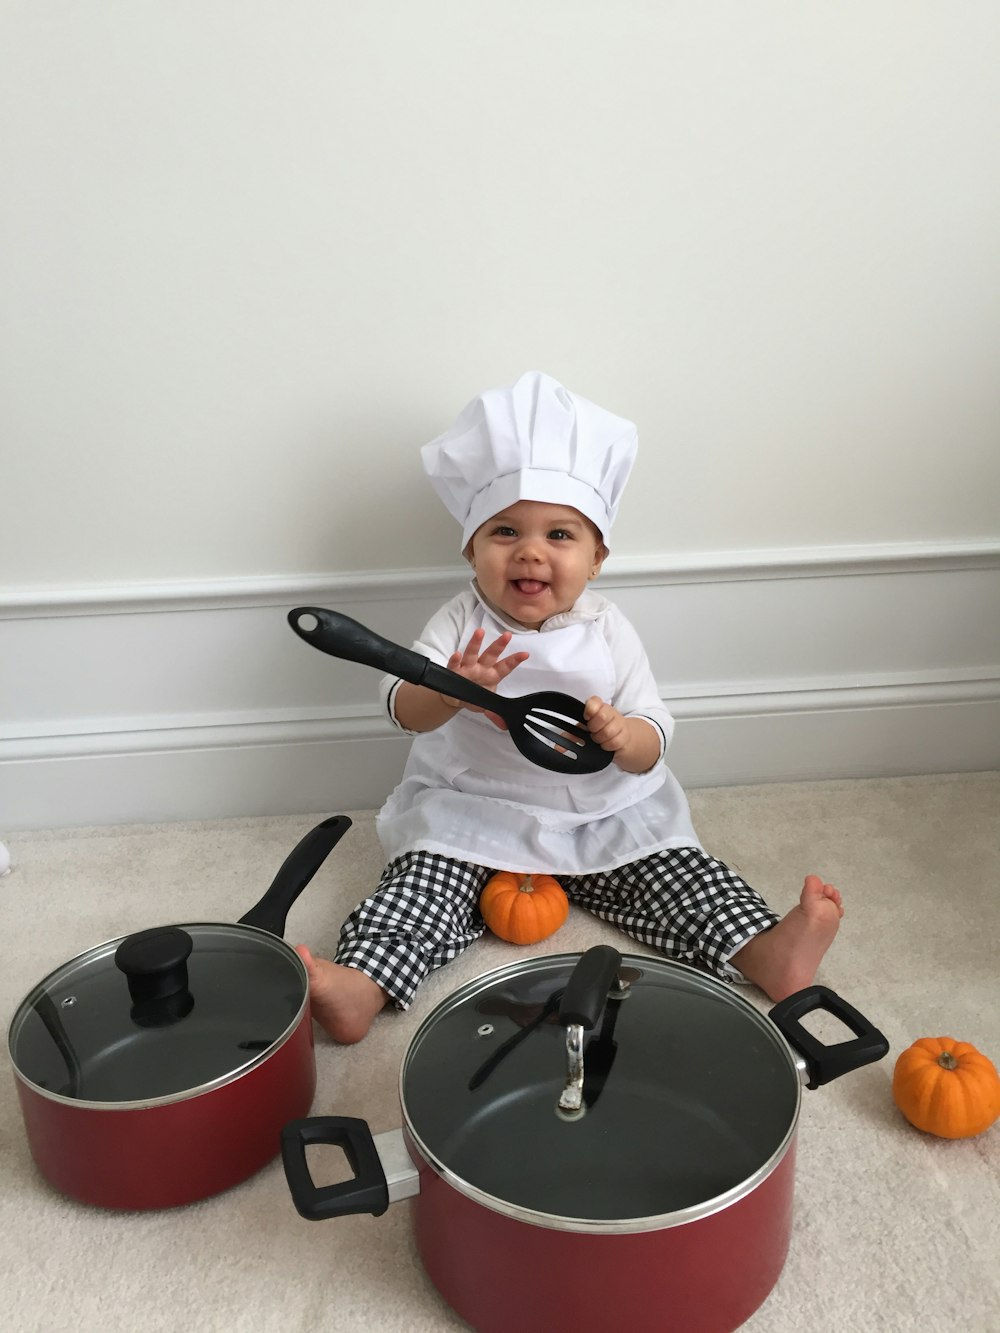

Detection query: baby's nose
xmin=515 ymin=537 xmax=545 ymax=560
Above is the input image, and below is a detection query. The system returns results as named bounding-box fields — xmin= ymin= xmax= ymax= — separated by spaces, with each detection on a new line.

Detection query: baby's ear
xmin=591 ymin=543 xmax=609 ymax=577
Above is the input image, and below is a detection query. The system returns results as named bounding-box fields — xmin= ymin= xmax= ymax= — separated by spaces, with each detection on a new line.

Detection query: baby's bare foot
xmin=295 ymin=945 xmax=388 ymax=1045
xmin=731 ymin=875 xmax=843 ymax=1002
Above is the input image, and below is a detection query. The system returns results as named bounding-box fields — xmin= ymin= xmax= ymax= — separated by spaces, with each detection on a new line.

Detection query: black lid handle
xmin=559 ymin=945 xmax=623 ymax=1029
xmin=115 ymin=927 xmax=196 ymax=1028
xmin=115 ymin=927 xmax=193 ymax=1001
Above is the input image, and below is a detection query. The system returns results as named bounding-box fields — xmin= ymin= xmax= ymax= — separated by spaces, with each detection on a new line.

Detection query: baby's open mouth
xmin=512 ymin=579 xmax=548 ymax=595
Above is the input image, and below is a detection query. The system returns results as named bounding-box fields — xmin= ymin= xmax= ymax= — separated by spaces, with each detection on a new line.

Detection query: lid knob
xmin=115 ymin=927 xmax=195 ymax=1028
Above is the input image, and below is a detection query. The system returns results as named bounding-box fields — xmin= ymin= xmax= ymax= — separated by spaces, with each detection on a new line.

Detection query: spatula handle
xmin=288 ymin=607 xmax=500 ymax=712
xmin=288 ymin=607 xmax=433 ymax=679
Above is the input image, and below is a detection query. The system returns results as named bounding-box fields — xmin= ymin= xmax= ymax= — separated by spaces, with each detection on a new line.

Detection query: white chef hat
xmin=421 ymin=371 xmax=638 ymax=551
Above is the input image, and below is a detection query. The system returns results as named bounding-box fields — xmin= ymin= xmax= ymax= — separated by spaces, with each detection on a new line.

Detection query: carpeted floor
xmin=2 ymin=773 xmax=999 ymax=1332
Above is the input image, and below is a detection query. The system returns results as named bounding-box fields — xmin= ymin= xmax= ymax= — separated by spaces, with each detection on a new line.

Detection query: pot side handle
xmin=281 ymin=1116 xmax=391 ymax=1221
xmin=768 ymin=986 xmax=889 ymax=1090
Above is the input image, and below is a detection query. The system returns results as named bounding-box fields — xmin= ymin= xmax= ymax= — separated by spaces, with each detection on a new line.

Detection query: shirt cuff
xmin=384 ymin=678 xmax=421 ymax=736
xmin=628 ymin=713 xmax=669 ymax=763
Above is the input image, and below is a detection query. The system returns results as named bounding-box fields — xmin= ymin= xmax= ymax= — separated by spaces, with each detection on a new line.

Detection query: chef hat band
xmin=421 ymin=371 xmax=638 ymax=551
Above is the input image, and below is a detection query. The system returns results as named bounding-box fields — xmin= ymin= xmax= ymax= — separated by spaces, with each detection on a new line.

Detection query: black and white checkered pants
xmin=334 ymin=848 xmax=780 ymax=1009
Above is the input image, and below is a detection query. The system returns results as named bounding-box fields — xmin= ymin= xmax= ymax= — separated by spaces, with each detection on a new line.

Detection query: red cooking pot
xmin=282 ymin=944 xmax=888 ymax=1333
xmin=7 ymin=814 xmax=351 ymax=1211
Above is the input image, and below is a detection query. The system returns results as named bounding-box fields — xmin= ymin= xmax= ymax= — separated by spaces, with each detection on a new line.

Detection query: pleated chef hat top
xmin=421 ymin=371 xmax=638 ymax=550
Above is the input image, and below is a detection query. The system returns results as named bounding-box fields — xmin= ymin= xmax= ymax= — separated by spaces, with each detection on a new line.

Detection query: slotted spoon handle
xmin=288 ymin=607 xmax=505 ymax=715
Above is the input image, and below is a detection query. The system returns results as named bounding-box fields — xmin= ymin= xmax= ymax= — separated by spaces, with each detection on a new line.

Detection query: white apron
xmin=376 ymin=610 xmax=701 ymax=875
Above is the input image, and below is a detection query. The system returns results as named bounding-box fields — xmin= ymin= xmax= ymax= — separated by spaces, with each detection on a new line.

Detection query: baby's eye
xmin=549 ymin=528 xmax=574 ymax=541
xmin=491 ymin=524 xmax=517 ymax=537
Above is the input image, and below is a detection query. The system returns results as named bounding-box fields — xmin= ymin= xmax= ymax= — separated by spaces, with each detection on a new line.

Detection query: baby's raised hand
xmin=442 ymin=629 xmax=529 ymax=728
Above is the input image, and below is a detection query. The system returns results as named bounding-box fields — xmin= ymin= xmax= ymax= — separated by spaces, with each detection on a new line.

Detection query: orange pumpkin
xmin=480 ymin=872 xmax=570 ymax=945
xmin=892 ymin=1036 xmax=1000 ymax=1140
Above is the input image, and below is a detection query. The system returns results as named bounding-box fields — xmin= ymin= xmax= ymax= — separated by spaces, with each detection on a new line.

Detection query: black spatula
xmin=288 ymin=606 xmax=613 ymax=775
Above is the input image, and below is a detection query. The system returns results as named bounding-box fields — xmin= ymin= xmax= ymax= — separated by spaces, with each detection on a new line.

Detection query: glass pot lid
xmin=399 ymin=948 xmax=801 ymax=1225
xmin=8 ymin=924 xmax=307 ymax=1106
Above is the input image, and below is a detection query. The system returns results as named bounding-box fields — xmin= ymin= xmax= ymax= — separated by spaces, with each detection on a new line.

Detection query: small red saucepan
xmin=7 ymin=814 xmax=352 ymax=1210
xmin=282 ymin=945 xmax=888 ymax=1333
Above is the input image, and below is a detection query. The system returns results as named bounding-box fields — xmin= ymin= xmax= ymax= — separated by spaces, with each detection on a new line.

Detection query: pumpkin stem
xmin=937 ymin=1051 xmax=960 ymax=1071
xmin=518 ymin=876 xmax=535 ymax=894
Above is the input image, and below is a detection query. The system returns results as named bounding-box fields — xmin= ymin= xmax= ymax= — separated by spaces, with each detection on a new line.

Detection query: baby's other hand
xmin=584 ymin=700 xmax=662 ymax=773
xmin=583 ymin=697 xmax=629 ymax=753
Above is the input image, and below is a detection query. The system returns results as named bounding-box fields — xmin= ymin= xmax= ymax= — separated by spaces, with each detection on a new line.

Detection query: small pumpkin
xmin=892 ymin=1036 xmax=1000 ymax=1140
xmin=480 ymin=872 xmax=570 ymax=945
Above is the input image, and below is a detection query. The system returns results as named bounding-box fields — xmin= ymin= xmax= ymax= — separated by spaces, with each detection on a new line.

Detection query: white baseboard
xmin=2 ymin=541 xmax=998 ymax=829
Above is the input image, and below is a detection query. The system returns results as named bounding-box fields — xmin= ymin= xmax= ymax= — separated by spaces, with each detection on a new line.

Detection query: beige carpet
xmin=2 ymin=773 xmax=999 ymax=1333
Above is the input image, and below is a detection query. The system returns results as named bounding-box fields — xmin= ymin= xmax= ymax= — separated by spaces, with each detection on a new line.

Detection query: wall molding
xmin=3 ymin=669 xmax=998 ymax=763
xmin=2 ymin=540 xmax=998 ymax=829
xmin=2 ymin=538 xmax=998 ymax=618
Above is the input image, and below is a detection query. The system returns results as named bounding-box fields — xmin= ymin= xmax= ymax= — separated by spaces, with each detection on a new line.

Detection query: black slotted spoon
xmin=288 ymin=607 xmax=613 ymax=775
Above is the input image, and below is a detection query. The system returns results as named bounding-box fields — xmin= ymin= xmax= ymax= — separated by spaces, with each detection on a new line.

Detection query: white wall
xmin=2 ymin=3 xmax=999 ymax=588
xmin=2 ymin=5 xmax=999 ymax=829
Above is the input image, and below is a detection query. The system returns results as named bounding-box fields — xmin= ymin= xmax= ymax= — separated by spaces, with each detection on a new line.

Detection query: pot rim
xmin=398 ymin=950 xmax=803 ymax=1235
xmin=7 ymin=923 xmax=309 ymax=1112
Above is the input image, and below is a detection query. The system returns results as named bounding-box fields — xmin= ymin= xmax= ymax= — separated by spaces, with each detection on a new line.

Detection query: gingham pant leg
xmin=563 ymin=848 xmax=780 ymax=981
xmin=334 ymin=851 xmax=494 ymax=1009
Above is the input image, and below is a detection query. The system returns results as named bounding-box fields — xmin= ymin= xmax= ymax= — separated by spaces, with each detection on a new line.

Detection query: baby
xmin=299 ymin=372 xmax=842 ymax=1042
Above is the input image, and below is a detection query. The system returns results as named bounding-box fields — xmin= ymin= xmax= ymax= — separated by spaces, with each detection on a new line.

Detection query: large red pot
xmin=283 ymin=945 xmax=888 ymax=1333
xmin=7 ymin=814 xmax=352 ymax=1210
